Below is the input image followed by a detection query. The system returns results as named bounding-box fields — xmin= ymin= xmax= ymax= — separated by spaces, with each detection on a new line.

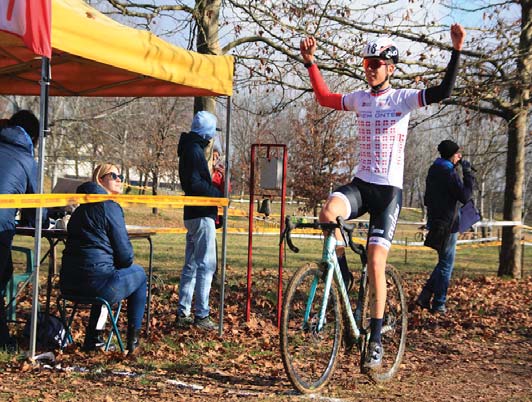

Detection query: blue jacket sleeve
xmin=105 ymin=201 xmax=134 ymax=268
xmin=448 ymin=168 xmax=474 ymax=204
xmin=20 ymin=161 xmax=48 ymax=227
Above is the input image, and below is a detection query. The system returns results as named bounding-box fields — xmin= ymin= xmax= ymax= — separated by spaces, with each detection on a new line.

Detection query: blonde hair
xmin=92 ymin=163 xmax=119 ymax=189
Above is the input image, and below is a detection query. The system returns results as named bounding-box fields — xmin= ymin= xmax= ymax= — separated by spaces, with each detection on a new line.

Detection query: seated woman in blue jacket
xmin=60 ymin=163 xmax=146 ymax=353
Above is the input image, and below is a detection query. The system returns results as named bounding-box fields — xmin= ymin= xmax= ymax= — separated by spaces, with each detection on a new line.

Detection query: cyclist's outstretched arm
xmin=300 ymin=36 xmax=343 ymax=110
xmin=424 ymin=23 xmax=466 ymax=105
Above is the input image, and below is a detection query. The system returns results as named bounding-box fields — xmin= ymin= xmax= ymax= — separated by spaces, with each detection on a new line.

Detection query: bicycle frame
xmin=306 ymin=230 xmax=363 ymax=340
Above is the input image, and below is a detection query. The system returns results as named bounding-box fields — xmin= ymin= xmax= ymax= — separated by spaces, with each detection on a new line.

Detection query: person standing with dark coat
xmin=416 ymin=140 xmax=475 ymax=314
xmin=176 ymin=111 xmax=223 ymax=331
xmin=60 ymin=164 xmax=146 ymax=352
xmin=0 ymin=110 xmax=40 ymax=351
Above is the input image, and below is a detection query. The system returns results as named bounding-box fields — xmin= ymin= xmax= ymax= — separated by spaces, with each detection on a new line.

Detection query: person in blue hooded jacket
xmin=416 ymin=140 xmax=475 ymax=314
xmin=60 ymin=163 xmax=146 ymax=352
xmin=176 ymin=111 xmax=223 ymax=331
xmin=0 ymin=110 xmax=41 ymax=351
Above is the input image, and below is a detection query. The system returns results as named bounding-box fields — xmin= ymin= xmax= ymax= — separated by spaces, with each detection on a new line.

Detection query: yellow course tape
xmin=0 ymin=194 xmax=229 ymax=209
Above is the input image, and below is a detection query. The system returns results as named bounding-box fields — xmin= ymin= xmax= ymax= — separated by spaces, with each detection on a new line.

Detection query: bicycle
xmin=414 ymin=224 xmax=427 ymax=242
xmin=279 ymin=216 xmax=408 ymax=393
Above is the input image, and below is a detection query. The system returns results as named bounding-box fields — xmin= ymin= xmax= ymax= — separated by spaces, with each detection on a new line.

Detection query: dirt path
xmin=0 ymin=275 xmax=530 ymax=401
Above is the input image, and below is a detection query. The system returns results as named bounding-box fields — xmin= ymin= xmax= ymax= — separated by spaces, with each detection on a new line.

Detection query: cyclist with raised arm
xmin=300 ymin=24 xmax=466 ymax=369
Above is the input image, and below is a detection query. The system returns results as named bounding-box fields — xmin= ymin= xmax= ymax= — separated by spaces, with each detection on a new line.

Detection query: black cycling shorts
xmin=331 ymin=177 xmax=402 ymax=250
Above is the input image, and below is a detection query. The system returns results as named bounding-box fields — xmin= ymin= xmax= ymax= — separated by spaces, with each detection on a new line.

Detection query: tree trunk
xmin=194 ymin=0 xmax=221 ymax=170
xmin=152 ymin=171 xmax=159 ymax=215
xmin=497 ymin=111 xmax=526 ymax=278
xmin=497 ymin=0 xmax=531 ymax=278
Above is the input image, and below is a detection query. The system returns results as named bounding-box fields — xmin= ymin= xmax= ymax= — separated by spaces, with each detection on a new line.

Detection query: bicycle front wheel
xmin=280 ymin=263 xmax=343 ymax=393
xmin=361 ymin=264 xmax=407 ymax=382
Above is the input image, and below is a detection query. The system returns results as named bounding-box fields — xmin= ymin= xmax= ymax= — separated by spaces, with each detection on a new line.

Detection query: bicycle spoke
xmin=280 ymin=263 xmax=343 ymax=393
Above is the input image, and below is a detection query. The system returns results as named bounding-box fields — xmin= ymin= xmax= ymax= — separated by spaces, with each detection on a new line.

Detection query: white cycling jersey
xmin=342 ymin=87 xmax=425 ymax=189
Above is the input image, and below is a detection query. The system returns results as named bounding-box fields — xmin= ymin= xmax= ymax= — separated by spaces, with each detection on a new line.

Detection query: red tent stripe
xmin=24 ymin=0 xmax=51 ymax=58
xmin=0 ymin=0 xmax=51 ymax=58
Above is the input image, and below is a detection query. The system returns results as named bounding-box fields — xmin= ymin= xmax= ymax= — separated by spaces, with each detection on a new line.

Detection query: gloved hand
xmin=460 ymin=159 xmax=472 ymax=174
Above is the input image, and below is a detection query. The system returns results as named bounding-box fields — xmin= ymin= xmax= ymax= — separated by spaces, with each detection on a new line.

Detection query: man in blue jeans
xmin=176 ymin=111 xmax=223 ymax=331
xmin=417 ymin=140 xmax=475 ymax=314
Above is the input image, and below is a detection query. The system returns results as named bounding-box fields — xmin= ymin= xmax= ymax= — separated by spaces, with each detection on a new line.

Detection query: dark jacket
xmin=424 ymin=158 xmax=475 ymax=233
xmin=178 ymin=131 xmax=222 ymax=221
xmin=60 ymin=182 xmax=133 ymax=283
xmin=0 ymin=126 xmax=38 ymax=246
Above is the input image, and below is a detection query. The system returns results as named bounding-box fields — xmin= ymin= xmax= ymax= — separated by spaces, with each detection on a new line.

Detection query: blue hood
xmin=190 ymin=111 xmax=217 ymax=140
xmin=76 ymin=181 xmax=108 ymax=195
xmin=0 ymin=126 xmax=34 ymax=156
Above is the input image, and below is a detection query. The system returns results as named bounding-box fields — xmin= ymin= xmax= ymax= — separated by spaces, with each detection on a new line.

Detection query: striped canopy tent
xmin=0 ymin=0 xmax=234 ymax=358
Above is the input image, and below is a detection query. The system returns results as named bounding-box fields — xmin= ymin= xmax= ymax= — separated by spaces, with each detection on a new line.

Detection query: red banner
xmin=0 ymin=0 xmax=51 ymax=57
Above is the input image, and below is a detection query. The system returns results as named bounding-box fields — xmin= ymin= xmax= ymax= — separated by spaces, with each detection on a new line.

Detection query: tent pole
xmin=29 ymin=56 xmax=50 ymax=360
xmin=218 ymin=96 xmax=231 ymax=336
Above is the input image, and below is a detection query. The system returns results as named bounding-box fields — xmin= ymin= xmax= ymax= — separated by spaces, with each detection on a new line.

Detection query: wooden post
xmin=521 ymin=235 xmax=525 ymax=279
xmin=404 ymin=237 xmax=408 ymax=265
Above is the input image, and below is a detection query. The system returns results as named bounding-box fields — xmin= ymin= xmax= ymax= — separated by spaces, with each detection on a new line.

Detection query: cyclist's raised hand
xmin=450 ymin=23 xmax=466 ymax=51
xmin=300 ymin=37 xmax=317 ymax=64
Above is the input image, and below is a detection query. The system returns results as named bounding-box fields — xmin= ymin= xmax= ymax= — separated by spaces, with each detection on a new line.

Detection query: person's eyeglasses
xmin=363 ymin=58 xmax=388 ymax=70
xmin=101 ymin=172 xmax=124 ymax=181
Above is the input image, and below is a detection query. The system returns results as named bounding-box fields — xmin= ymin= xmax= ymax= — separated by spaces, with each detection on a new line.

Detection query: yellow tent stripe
xmin=0 ymin=194 xmax=228 ymax=209
xmin=53 ymin=0 xmax=233 ymax=96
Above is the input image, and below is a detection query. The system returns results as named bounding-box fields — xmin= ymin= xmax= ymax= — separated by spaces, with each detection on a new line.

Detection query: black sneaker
xmin=82 ymin=331 xmax=106 ymax=352
xmin=194 ymin=316 xmax=217 ymax=331
xmin=0 ymin=336 xmax=17 ymax=353
xmin=176 ymin=314 xmax=193 ymax=328
xmin=430 ymin=304 xmax=447 ymax=315
xmin=363 ymin=342 xmax=383 ymax=370
xmin=416 ymin=297 xmax=431 ymax=310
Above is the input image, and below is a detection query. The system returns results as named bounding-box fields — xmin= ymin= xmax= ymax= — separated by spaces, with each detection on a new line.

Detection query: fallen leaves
xmin=1 ymin=273 xmax=531 ymax=401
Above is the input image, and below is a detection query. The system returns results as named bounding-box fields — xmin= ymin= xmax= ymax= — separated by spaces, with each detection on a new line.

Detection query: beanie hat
xmin=191 ymin=111 xmax=217 ymax=140
xmin=437 ymin=140 xmax=460 ymax=159
xmin=8 ymin=110 xmax=39 ymax=144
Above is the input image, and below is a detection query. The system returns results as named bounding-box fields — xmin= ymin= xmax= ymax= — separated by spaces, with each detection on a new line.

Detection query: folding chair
xmin=6 ymin=246 xmax=34 ymax=322
xmin=56 ymin=294 xmax=124 ymax=352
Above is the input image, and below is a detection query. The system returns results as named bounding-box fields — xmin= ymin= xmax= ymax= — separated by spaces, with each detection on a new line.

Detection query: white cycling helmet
xmin=363 ymin=37 xmax=399 ymax=64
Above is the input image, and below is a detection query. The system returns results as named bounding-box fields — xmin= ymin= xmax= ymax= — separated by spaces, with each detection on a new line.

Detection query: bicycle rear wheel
xmin=361 ymin=264 xmax=407 ymax=382
xmin=280 ymin=263 xmax=343 ymax=393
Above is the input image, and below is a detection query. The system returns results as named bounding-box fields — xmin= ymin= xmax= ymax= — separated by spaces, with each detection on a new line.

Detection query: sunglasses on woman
xmin=101 ymin=172 xmax=124 ymax=181
xmin=363 ymin=58 xmax=389 ymax=70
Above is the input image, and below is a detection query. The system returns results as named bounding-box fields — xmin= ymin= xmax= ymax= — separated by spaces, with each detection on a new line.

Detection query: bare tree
xmin=289 ymin=101 xmax=354 ymax=216
xmin=223 ymin=0 xmax=531 ymax=278
xmin=92 ymin=0 xmax=530 ymax=277
xmin=126 ymin=98 xmax=190 ymax=213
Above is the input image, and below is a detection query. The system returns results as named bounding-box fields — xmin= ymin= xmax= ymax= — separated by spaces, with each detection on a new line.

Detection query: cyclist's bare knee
xmin=368 ymin=243 xmax=389 ymax=265
xmin=319 ymin=196 xmax=348 ymax=223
